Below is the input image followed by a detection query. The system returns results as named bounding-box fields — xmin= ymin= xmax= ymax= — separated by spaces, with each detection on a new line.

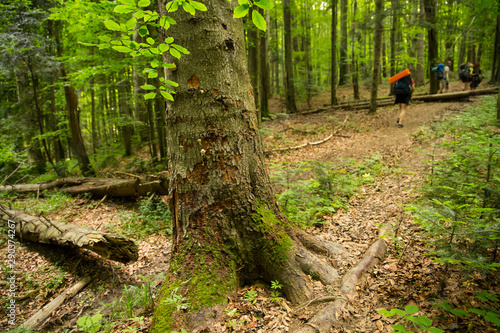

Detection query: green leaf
xmin=79 ymin=42 xmax=97 ymax=47
xmin=485 ymin=312 xmax=500 ymax=326
xmin=118 ymin=0 xmax=136 ymax=5
xmin=468 ymin=308 xmax=485 ymax=316
xmin=138 ymin=26 xmax=149 ymax=37
xmin=138 ymin=0 xmax=150 ymax=7
xmin=378 ymin=310 xmax=394 ymax=317
xmin=166 ymin=0 xmax=179 ymax=12
xmin=141 ymin=84 xmax=157 ymax=90
xmin=169 ymin=48 xmax=181 ymax=59
xmin=165 ymin=37 xmax=174 ymax=44
xmin=165 ymin=16 xmax=177 ymax=25
xmin=158 ymin=43 xmax=169 ymax=53
xmin=450 ymin=309 xmax=469 ymax=317
xmin=165 ymin=80 xmax=179 ymax=87
xmin=150 ymin=48 xmax=161 ymax=55
xmin=114 ymin=5 xmax=136 ymax=13
xmin=164 ymin=63 xmax=176 ymax=69
xmin=238 ymin=0 xmax=249 ymax=4
xmin=254 ymin=0 xmax=274 ymax=10
xmin=252 ymin=10 xmax=266 ymax=31
xmin=392 ymin=309 xmax=406 ymax=317
xmin=160 ymin=91 xmax=174 ymax=101
xmin=112 ymin=45 xmax=133 ymax=53
xmin=104 ymin=20 xmax=121 ymax=31
xmin=391 ymin=324 xmax=406 ymax=332
xmin=233 ymin=4 xmax=249 ymax=18
xmin=415 ymin=315 xmax=432 ymax=327
xmin=98 ymin=43 xmax=111 ymax=49
xmin=135 ymin=10 xmax=145 ymax=18
xmin=172 ymin=44 xmax=190 ymax=54
xmin=182 ymin=2 xmax=195 ymax=15
xmin=151 ymin=59 xmax=160 ymax=68
xmin=427 ymin=328 xmax=445 ymax=333
xmin=189 ymin=0 xmax=207 ymax=11
xmin=147 ymin=71 xmax=158 ymax=78
xmin=126 ymin=17 xmax=137 ymax=30
xmin=99 ymin=35 xmax=112 ymax=43
xmin=144 ymin=92 xmax=157 ymax=100
xmin=159 ymin=17 xmax=171 ymax=30
xmin=147 ymin=37 xmax=155 ymax=45
xmin=405 ymin=305 xmax=419 ymax=315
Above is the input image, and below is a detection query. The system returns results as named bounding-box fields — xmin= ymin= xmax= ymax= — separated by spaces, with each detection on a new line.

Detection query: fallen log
xmin=0 ymin=204 xmax=138 ymax=263
xmin=300 ymin=87 xmax=499 ymax=115
xmin=0 ymin=174 xmax=169 ymax=197
xmin=20 ymin=276 xmax=91 ymax=330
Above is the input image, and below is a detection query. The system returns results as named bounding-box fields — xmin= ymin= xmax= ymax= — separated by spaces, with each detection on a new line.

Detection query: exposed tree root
xmin=0 ymin=204 xmax=138 ymax=263
xmin=295 ymin=239 xmax=387 ymax=333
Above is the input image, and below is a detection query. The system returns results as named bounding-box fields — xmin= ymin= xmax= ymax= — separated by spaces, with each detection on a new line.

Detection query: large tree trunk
xmin=150 ymin=2 xmax=339 ymax=331
xmin=331 ymin=0 xmax=338 ymax=105
xmin=258 ymin=8 xmax=270 ymax=120
xmin=351 ymin=0 xmax=360 ymax=100
xmin=369 ymin=0 xmax=384 ymax=114
xmin=0 ymin=204 xmax=138 ymax=263
xmin=283 ymin=0 xmax=298 ymax=113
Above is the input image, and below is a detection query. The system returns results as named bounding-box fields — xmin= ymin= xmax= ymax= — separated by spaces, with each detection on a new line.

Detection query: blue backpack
xmin=434 ymin=63 xmax=445 ymax=80
xmin=393 ymin=75 xmax=411 ymax=96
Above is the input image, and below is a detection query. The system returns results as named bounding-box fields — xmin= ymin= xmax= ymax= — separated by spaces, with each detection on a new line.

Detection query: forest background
xmin=1 ymin=0 xmax=499 ymax=180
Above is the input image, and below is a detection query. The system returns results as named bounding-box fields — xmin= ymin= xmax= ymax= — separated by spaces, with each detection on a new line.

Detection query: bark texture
xmin=149 ymin=2 xmax=338 ymax=331
xmin=0 ymin=205 xmax=138 ymax=263
xmin=369 ymin=0 xmax=384 ymax=114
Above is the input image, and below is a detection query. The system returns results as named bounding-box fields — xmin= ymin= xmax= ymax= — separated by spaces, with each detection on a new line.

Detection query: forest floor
xmin=1 ymin=80 xmax=499 ymax=333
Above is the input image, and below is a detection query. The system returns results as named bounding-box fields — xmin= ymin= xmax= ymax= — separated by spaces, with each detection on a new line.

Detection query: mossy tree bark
xmin=150 ymin=2 xmax=338 ymax=331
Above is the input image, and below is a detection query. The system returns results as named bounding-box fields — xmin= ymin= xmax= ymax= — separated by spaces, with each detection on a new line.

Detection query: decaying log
xmin=0 ymin=204 xmax=138 ymax=263
xmin=20 ymin=276 xmax=91 ymax=330
xmin=295 ymin=239 xmax=387 ymax=333
xmin=0 ymin=174 xmax=169 ymax=197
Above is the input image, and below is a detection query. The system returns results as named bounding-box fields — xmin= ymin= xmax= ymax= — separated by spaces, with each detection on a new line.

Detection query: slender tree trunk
xmin=304 ymin=5 xmax=312 ymax=107
xmin=55 ymin=21 xmax=94 ymax=176
xmin=133 ymin=31 xmax=148 ymax=142
xmin=351 ymin=0 xmax=359 ymax=100
xmin=415 ymin=0 xmax=425 ymax=86
xmin=390 ymin=0 xmax=399 ymax=78
xmin=424 ymin=0 xmax=439 ymax=94
xmin=283 ymin=0 xmax=298 ymax=113
xmin=331 ymin=0 xmax=338 ymax=105
xmin=150 ymin=2 xmax=339 ymax=331
xmin=491 ymin=1 xmax=500 ymax=83
xmin=339 ymin=0 xmax=348 ymax=85
xmin=259 ymin=8 xmax=270 ymax=119
xmin=369 ymin=0 xmax=384 ymax=114
xmin=382 ymin=30 xmax=387 ymax=78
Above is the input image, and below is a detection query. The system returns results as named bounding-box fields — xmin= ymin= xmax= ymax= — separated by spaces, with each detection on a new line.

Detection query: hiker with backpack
xmin=459 ymin=62 xmax=472 ymax=91
xmin=470 ymin=62 xmax=482 ymax=90
xmin=438 ymin=61 xmax=451 ymax=93
xmin=392 ymin=71 xmax=415 ymax=128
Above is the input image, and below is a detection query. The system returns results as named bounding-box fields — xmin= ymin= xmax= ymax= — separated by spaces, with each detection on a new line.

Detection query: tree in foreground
xmin=146 ymin=0 xmax=339 ymax=331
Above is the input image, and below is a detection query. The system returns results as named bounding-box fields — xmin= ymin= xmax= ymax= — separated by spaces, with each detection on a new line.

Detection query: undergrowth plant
xmin=379 ymin=305 xmax=444 ymax=333
xmin=117 ymin=195 xmax=172 ymax=238
xmin=269 ymin=155 xmax=387 ymax=228
xmin=408 ymin=97 xmax=500 ymax=272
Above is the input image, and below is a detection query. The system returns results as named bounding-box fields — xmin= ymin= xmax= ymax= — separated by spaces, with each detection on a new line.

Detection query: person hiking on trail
xmin=393 ymin=71 xmax=415 ymax=128
xmin=438 ymin=61 xmax=451 ymax=93
xmin=470 ymin=62 xmax=482 ymax=90
xmin=459 ymin=62 xmax=472 ymax=91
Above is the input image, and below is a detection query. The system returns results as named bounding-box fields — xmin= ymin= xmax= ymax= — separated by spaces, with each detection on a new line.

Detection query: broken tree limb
xmin=295 ymin=239 xmax=387 ymax=333
xmin=0 ymin=204 xmax=138 ymax=263
xmin=0 ymin=174 xmax=169 ymax=197
xmin=20 ymin=276 xmax=91 ymax=330
xmin=265 ymin=116 xmax=348 ymax=155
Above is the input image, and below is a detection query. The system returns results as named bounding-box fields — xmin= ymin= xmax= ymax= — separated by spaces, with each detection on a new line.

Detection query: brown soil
xmin=1 ymin=80 xmax=498 ymax=333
